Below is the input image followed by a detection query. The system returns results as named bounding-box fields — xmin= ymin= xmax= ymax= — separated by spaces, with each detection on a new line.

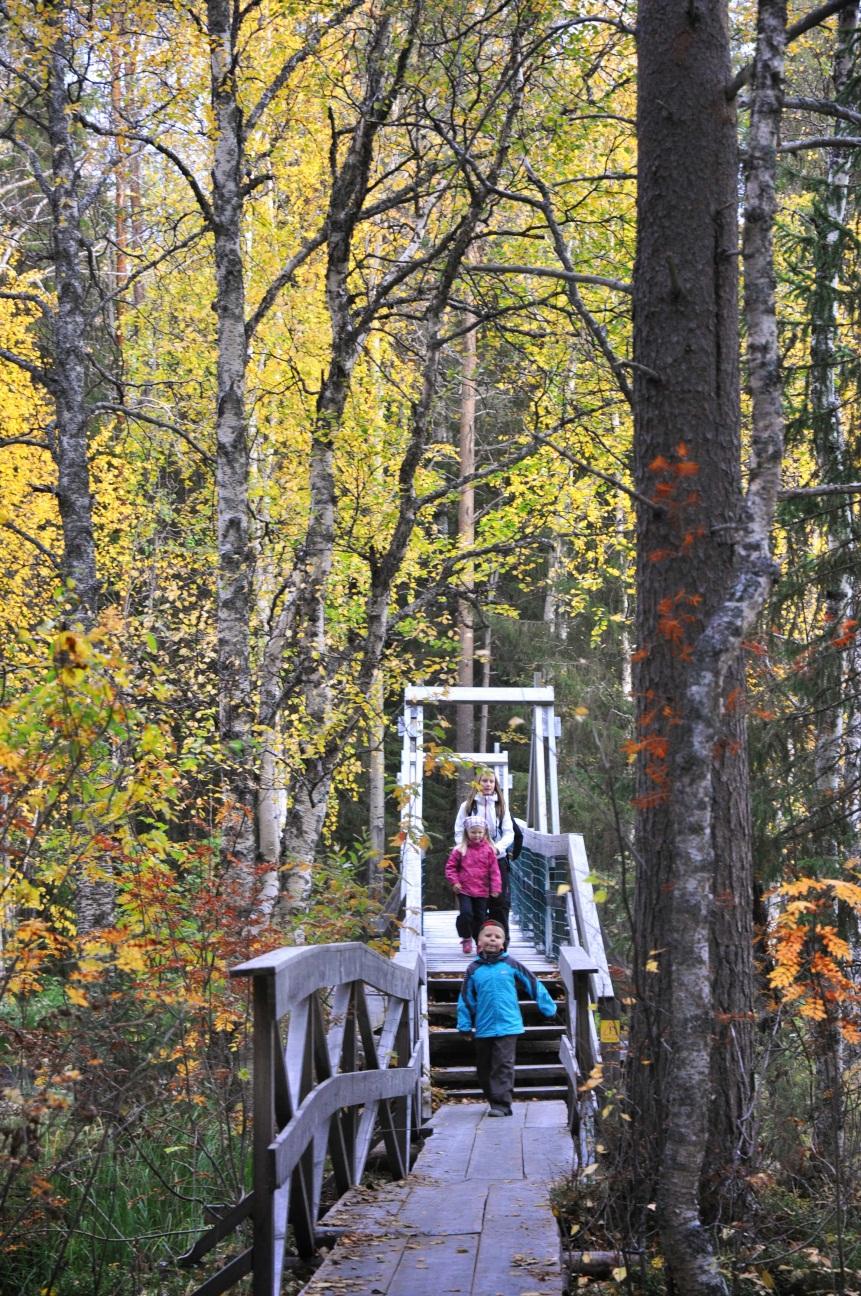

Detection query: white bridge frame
xmin=397 ymin=685 xmax=561 ymax=953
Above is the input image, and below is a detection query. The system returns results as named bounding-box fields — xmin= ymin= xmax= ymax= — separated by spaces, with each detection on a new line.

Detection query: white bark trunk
xmin=806 ymin=0 xmax=859 ymax=1172
xmin=48 ymin=36 xmax=99 ymax=626
xmin=457 ymin=309 xmax=477 ymax=790
xmin=368 ymin=670 xmax=387 ymax=888
xmin=208 ymin=0 xmax=258 ymax=909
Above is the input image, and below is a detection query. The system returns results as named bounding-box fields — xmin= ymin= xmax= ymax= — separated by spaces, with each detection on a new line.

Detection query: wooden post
xmin=251 ymin=975 xmax=276 ymax=1296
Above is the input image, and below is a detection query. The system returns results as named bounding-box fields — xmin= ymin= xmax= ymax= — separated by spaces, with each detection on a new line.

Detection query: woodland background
xmin=0 ymin=0 xmax=860 ymax=1292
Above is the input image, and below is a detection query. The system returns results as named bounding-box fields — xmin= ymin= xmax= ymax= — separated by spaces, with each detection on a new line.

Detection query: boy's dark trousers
xmin=474 ymin=1034 xmax=517 ymax=1111
xmin=456 ymin=894 xmax=489 ymax=941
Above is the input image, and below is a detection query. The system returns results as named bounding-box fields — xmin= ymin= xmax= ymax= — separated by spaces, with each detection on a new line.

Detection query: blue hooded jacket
xmin=457 ymin=952 xmax=557 ymax=1038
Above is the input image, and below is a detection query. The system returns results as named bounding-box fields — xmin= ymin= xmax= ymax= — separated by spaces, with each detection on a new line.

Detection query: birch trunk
xmin=368 ymin=670 xmax=387 ymax=890
xmin=456 ymin=310 xmax=477 ymax=790
xmin=48 ymin=36 xmax=99 ymax=626
xmin=46 ymin=30 xmax=110 ymax=933
xmin=280 ymin=12 xmax=417 ymax=912
xmin=278 ymin=8 xmax=529 ymax=907
xmin=207 ymin=0 xmax=257 ymax=908
xmin=806 ymin=0 xmax=859 ymax=1172
xmin=653 ymin=2 xmax=787 ymax=1288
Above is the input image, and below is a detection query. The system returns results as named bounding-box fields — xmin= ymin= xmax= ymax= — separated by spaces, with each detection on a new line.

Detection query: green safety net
xmin=509 ymin=839 xmax=570 ymax=959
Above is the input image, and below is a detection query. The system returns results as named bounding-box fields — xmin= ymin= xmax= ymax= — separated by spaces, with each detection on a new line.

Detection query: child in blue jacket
xmin=457 ymin=918 xmax=557 ymax=1116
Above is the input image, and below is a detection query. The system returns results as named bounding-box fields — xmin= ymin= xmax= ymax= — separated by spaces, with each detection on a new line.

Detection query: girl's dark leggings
xmin=455 ymin=894 xmax=489 ymax=940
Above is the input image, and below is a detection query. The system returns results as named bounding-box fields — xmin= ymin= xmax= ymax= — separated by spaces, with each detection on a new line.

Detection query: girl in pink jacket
xmin=445 ymin=816 xmax=502 ymax=955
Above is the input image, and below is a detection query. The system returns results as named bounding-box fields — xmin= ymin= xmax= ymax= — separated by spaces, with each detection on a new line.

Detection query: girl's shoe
xmin=461 ymin=938 xmax=474 ymax=955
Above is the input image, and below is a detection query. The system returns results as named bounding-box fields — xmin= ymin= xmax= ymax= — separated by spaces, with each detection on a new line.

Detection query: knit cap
xmin=464 ymin=814 xmax=485 ymax=831
xmin=479 ymin=918 xmax=505 ymax=934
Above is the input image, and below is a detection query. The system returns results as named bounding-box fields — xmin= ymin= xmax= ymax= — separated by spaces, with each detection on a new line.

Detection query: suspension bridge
xmin=176 ymin=686 xmax=620 ymax=1296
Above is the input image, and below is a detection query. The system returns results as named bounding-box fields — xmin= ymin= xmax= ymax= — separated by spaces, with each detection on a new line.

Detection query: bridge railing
xmin=510 ymin=824 xmax=621 ymax=1154
xmin=177 ymin=943 xmax=425 ymax=1296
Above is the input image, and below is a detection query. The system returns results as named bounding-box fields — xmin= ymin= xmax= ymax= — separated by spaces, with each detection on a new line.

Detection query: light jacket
xmin=444 ymin=839 xmax=502 ymax=898
xmin=453 ymin=793 xmax=514 ymax=858
xmin=457 ymin=953 xmax=557 ymax=1038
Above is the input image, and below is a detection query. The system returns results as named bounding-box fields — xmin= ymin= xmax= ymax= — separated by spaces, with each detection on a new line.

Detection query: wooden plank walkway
xmin=422 ymin=909 xmax=556 ymax=976
xmin=302 ymin=1101 xmax=572 ymax=1296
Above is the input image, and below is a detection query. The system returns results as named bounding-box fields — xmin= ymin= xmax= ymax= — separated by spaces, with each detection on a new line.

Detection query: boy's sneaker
xmin=488 ymin=1104 xmax=507 ymax=1117
xmin=461 ymin=938 xmax=474 ymax=955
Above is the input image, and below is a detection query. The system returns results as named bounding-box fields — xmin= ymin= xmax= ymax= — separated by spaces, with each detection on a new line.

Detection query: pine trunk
xmin=627 ymin=0 xmax=749 ymax=1241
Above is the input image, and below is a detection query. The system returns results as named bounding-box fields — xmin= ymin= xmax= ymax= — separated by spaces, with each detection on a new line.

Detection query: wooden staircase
xmin=427 ymin=970 xmax=568 ymax=1101
xmin=421 ymin=911 xmax=568 ymax=1104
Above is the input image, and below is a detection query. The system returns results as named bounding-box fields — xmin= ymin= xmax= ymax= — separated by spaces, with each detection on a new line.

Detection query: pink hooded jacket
xmin=444 ymin=839 xmax=502 ymax=898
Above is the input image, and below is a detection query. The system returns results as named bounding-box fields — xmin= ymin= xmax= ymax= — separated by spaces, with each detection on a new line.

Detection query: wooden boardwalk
xmin=302 ymin=1100 xmax=572 ymax=1296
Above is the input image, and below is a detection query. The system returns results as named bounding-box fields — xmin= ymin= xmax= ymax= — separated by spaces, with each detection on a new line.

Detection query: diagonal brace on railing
xmin=176 ymin=943 xmax=426 ymax=1296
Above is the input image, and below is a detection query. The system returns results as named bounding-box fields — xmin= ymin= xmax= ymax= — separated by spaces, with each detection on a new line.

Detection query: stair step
xmin=428 ymin=1004 xmax=567 ymax=1028
xmin=431 ymin=1032 xmax=563 ymax=1057
xmin=432 ymin=1024 xmax=563 ymax=1041
xmin=439 ymin=1086 xmax=570 ymax=1102
xmin=432 ymin=1063 xmax=566 ymax=1085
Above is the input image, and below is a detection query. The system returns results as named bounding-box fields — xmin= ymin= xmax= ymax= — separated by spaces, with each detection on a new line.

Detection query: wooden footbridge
xmin=177 ymin=687 xmax=619 ymax=1296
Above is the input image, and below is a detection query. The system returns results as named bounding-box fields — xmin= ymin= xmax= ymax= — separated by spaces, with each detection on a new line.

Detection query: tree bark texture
xmin=627 ymin=0 xmax=753 ymax=1242
xmin=207 ymin=0 xmax=258 ymax=906
xmin=47 ymin=35 xmax=99 ymax=625
xmin=635 ymin=1 xmax=787 ymax=1289
xmin=45 ymin=29 xmax=111 ymax=933
xmin=368 ymin=670 xmax=387 ymax=889
xmin=456 ymin=310 xmax=477 ymax=788
xmin=806 ymin=0 xmax=859 ymax=1172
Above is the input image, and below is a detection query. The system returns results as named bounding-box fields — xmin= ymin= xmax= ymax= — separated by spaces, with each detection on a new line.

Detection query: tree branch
xmin=782 ymin=95 xmax=861 ymax=127
xmin=74 ymin=113 xmax=213 ymax=226
xmin=0 ymin=345 xmax=51 ymax=387
xmin=780 ymin=134 xmax=861 ymax=152
xmin=523 ymin=160 xmax=634 ymax=406
xmin=245 ymin=227 xmax=328 ymax=340
xmin=465 ymin=262 xmax=631 ymax=294
xmin=90 ymin=403 xmax=213 ymax=464
xmin=728 ymin=0 xmax=856 ymax=99
xmin=1 ymin=520 xmax=62 ymax=568
xmin=780 ymin=481 xmax=861 ymax=498
xmin=244 ymin=0 xmax=364 ymax=134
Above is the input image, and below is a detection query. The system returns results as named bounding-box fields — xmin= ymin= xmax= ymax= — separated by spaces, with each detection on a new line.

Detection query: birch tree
xmin=0 ymin=6 xmax=100 ymax=622
xmin=274 ymin=1 xmax=544 ymax=910
xmin=796 ymin=0 xmax=859 ymax=1175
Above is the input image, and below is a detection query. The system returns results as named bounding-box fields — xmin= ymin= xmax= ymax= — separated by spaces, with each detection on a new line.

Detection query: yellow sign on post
xmin=600 ymin=1018 xmax=622 ymax=1044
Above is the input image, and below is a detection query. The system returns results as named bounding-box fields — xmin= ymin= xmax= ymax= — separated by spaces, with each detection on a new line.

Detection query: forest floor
xmin=549 ymin=1160 xmax=861 ymax=1294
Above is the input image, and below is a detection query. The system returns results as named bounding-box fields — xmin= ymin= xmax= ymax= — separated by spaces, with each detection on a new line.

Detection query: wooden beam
xmin=404 ymin=685 xmax=555 ymax=703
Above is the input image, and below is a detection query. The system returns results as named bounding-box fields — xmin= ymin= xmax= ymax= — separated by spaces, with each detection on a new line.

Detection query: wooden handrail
xmin=179 ymin=942 xmax=426 ymax=1296
xmin=231 ymin=942 xmax=424 ymax=1016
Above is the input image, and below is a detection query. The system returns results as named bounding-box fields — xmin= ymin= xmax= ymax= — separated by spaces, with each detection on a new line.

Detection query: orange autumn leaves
xmin=767 ymin=869 xmax=861 ymax=1043
xmin=646 ymin=441 xmax=705 ymax=566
